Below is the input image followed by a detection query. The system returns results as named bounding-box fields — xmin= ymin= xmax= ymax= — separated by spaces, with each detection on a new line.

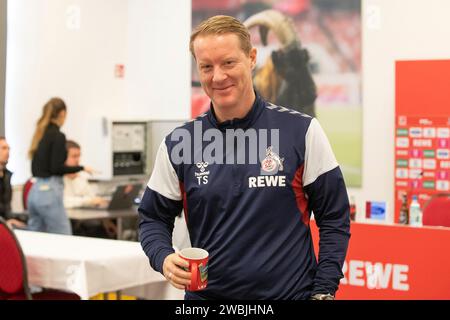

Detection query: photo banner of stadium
xmin=191 ymin=0 xmax=363 ymax=187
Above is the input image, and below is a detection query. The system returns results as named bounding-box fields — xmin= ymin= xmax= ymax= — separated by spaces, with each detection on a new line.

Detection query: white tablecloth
xmin=14 ymin=230 xmax=181 ymax=300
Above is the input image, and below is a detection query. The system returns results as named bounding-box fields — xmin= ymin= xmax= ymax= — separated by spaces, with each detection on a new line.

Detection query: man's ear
xmin=250 ymin=47 xmax=257 ymax=69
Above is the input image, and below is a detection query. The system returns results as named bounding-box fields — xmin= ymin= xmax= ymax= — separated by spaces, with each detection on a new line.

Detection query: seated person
xmin=0 ymin=136 xmax=26 ymax=229
xmin=64 ymin=140 xmax=117 ymax=238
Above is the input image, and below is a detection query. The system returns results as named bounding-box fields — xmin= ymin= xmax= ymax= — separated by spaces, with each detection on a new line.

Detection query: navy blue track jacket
xmin=139 ymin=95 xmax=350 ymax=299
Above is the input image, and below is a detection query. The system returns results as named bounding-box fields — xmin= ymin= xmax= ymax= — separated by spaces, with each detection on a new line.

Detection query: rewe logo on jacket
xmin=248 ymin=175 xmax=286 ymax=188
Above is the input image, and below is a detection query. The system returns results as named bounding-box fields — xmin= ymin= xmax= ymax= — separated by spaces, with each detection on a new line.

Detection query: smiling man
xmin=192 ymin=30 xmax=257 ymax=122
xmin=139 ymin=15 xmax=350 ymax=300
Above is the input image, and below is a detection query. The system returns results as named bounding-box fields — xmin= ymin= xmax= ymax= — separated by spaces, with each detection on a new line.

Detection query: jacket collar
xmin=207 ymin=92 xmax=265 ymax=131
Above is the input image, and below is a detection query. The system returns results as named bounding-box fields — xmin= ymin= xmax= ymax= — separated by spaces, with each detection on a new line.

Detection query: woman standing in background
xmin=27 ymin=97 xmax=93 ymax=234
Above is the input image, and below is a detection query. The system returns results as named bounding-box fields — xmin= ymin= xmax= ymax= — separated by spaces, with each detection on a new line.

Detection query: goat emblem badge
xmin=261 ymin=146 xmax=284 ymax=174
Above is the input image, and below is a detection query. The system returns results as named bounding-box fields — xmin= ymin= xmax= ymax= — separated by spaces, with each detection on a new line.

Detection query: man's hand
xmin=90 ymin=197 xmax=108 ymax=208
xmin=163 ymin=253 xmax=192 ymax=290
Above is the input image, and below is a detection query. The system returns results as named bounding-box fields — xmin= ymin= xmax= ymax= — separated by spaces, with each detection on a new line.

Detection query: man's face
xmin=0 ymin=139 xmax=10 ymax=166
xmin=193 ymin=33 xmax=256 ymax=112
xmin=65 ymin=147 xmax=81 ymax=167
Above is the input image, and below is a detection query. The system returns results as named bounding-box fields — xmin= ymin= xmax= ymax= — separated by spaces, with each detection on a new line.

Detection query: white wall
xmin=6 ymin=0 xmax=128 ymax=183
xmin=5 ymin=0 xmax=190 ymax=183
xmin=352 ymin=0 xmax=450 ymax=222
xmin=127 ymin=0 xmax=191 ymax=120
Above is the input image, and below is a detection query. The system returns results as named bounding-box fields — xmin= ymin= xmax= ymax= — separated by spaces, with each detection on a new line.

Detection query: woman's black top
xmin=31 ymin=123 xmax=83 ymax=178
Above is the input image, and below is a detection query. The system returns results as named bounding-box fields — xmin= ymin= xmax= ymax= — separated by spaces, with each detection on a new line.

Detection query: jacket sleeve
xmin=138 ymin=139 xmax=183 ymax=274
xmin=303 ymin=118 xmax=351 ymax=296
xmin=50 ymin=132 xmax=84 ymax=175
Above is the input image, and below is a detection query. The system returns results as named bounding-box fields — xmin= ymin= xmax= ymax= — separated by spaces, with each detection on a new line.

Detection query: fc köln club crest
xmin=261 ymin=146 xmax=284 ymax=173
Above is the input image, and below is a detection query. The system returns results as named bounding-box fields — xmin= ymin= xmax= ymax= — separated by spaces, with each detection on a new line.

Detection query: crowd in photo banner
xmin=191 ymin=0 xmax=363 ymax=187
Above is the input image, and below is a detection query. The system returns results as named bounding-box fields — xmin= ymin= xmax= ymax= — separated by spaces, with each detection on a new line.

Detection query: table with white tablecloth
xmin=14 ymin=230 xmax=184 ymax=300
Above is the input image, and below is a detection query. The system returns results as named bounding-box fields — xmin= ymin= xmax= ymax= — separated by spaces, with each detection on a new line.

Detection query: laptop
xmin=79 ymin=183 xmax=142 ymax=210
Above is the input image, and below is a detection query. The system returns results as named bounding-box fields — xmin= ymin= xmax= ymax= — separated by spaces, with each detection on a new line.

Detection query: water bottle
xmin=409 ymin=195 xmax=423 ymax=227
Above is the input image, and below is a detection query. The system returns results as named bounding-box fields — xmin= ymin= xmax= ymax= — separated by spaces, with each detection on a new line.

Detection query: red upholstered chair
xmin=22 ymin=178 xmax=35 ymax=210
xmin=0 ymin=217 xmax=31 ymax=300
xmin=0 ymin=218 xmax=80 ymax=300
xmin=422 ymin=193 xmax=450 ymax=228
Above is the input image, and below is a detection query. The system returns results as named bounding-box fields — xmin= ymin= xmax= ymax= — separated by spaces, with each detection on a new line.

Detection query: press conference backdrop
xmin=0 ymin=0 xmax=6 ymax=136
